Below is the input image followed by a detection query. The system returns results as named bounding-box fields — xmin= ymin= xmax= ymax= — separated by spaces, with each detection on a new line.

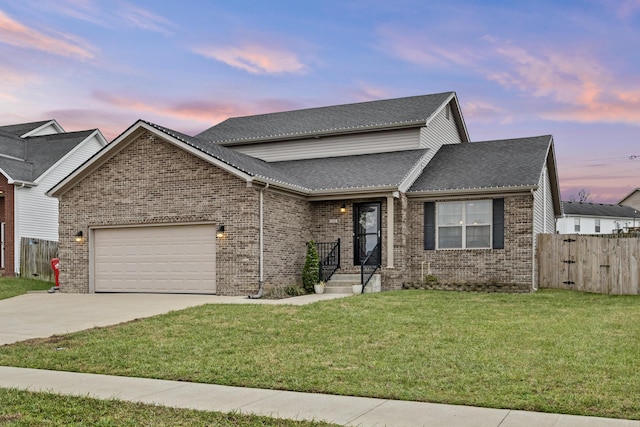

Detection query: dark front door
xmin=353 ymin=202 xmax=381 ymax=265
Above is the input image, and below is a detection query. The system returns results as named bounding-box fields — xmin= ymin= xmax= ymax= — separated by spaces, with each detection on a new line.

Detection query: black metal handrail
xmin=317 ymin=238 xmax=340 ymax=282
xmin=360 ymin=241 xmax=381 ymax=292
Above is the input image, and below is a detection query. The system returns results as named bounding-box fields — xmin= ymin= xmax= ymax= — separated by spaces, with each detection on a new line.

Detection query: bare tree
xmin=569 ymin=189 xmax=592 ymax=203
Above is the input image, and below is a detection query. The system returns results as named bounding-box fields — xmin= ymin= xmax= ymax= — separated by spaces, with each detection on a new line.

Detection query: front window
xmin=574 ymin=218 xmax=581 ymax=232
xmin=437 ymin=201 xmax=491 ymax=249
xmin=595 ymin=219 xmax=601 ymax=233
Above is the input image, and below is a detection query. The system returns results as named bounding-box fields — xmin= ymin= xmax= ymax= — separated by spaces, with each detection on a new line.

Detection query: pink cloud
xmin=380 ymin=26 xmax=640 ymax=127
xmin=194 ymin=44 xmax=308 ymax=74
xmin=0 ymin=9 xmax=96 ymax=59
xmin=93 ymin=91 xmax=249 ymax=124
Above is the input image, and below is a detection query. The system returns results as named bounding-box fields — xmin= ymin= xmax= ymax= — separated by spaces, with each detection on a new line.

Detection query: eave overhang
xmin=407 ymin=185 xmax=538 ymax=200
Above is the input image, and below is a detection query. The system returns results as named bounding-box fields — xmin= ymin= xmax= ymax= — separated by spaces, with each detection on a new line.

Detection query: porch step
xmin=324 ymin=274 xmax=381 ymax=294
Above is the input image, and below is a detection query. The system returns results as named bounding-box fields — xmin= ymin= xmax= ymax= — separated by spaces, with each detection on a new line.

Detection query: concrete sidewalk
xmin=0 ymin=366 xmax=638 ymax=427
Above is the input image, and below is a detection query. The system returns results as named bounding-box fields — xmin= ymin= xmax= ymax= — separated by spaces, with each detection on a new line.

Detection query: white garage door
xmin=93 ymin=224 xmax=216 ymax=294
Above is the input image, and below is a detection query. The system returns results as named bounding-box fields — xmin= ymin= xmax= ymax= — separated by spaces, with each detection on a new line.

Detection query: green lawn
xmin=0 ymin=277 xmax=53 ymax=300
xmin=1 ymin=290 xmax=639 ymax=420
xmin=0 ymin=388 xmax=337 ymax=426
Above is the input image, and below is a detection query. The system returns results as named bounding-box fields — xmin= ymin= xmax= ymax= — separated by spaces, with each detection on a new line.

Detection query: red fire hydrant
xmin=49 ymin=258 xmax=60 ymax=293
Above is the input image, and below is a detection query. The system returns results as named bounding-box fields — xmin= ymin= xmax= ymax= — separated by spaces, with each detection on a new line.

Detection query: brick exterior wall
xmin=59 ymin=131 xmax=278 ymax=295
xmin=407 ymin=195 xmax=535 ymax=292
xmin=262 ymin=190 xmax=312 ymax=289
xmin=57 ymin=129 xmax=537 ymax=295
xmin=0 ymin=175 xmax=14 ymax=276
xmin=309 ymin=196 xmax=407 ymax=291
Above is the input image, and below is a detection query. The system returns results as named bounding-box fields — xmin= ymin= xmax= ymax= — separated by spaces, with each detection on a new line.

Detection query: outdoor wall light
xmin=216 ymin=225 xmax=225 ymax=238
xmin=74 ymin=231 xmax=84 ymax=242
xmin=340 ymin=204 xmax=347 ymax=213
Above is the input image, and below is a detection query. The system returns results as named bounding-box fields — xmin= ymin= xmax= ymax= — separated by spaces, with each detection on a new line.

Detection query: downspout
xmin=531 ymin=189 xmax=538 ymax=291
xmin=249 ymin=183 xmax=269 ymax=298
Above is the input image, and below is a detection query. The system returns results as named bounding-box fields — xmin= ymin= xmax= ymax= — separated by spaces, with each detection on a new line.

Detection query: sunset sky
xmin=1 ymin=0 xmax=638 ymax=203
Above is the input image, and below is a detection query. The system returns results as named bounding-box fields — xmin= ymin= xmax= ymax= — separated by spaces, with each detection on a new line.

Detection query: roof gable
xmin=409 ymin=135 xmax=553 ymax=193
xmin=0 ymin=121 xmax=101 ymax=184
xmin=26 ymin=130 xmax=97 ymax=178
xmin=197 ymin=92 xmax=466 ymax=144
xmin=0 ymin=120 xmax=55 ymax=137
xmin=619 ymin=188 xmax=640 ymax=206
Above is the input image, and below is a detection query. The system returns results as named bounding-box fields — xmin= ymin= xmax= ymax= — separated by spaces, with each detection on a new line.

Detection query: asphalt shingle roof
xmin=147 ymin=121 xmax=431 ymax=192
xmin=196 ymin=92 xmax=454 ymax=144
xmin=0 ymin=121 xmax=51 ymax=137
xmin=0 ymin=124 xmax=95 ymax=183
xmin=409 ymin=136 xmax=552 ymax=192
xmin=270 ymin=150 xmax=428 ymax=191
xmin=561 ymin=201 xmax=638 ymax=217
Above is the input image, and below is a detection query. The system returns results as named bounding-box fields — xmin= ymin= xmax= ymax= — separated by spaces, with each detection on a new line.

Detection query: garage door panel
xmin=94 ymin=225 xmax=216 ymax=294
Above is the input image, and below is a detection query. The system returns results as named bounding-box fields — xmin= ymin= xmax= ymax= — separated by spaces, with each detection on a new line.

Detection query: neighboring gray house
xmin=48 ymin=92 xmax=561 ymax=295
xmin=0 ymin=120 xmax=106 ymax=276
xmin=557 ymin=201 xmax=639 ymax=234
xmin=619 ymin=188 xmax=640 ymax=211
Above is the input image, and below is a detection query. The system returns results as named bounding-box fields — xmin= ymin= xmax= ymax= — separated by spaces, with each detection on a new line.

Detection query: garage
xmin=93 ymin=224 xmax=216 ymax=294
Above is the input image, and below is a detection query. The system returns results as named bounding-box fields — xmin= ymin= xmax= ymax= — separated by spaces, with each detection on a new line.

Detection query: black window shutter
xmin=424 ymin=202 xmax=435 ymax=250
xmin=493 ymin=198 xmax=504 ymax=249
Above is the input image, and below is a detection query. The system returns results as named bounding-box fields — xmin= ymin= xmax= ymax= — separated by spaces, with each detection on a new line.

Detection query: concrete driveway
xmin=0 ymin=292 xmax=345 ymax=346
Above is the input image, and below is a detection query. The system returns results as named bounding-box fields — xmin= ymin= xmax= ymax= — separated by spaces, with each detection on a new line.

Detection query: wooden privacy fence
xmin=537 ymin=234 xmax=640 ymax=295
xmin=20 ymin=237 xmax=58 ymax=282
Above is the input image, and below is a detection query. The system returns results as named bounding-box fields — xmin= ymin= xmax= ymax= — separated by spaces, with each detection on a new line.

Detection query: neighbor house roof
xmin=196 ymin=92 xmax=469 ymax=145
xmin=409 ymin=135 xmax=553 ymax=193
xmin=561 ymin=201 xmax=638 ymax=218
xmin=0 ymin=121 xmax=55 ymax=137
xmin=0 ymin=122 xmax=102 ymax=185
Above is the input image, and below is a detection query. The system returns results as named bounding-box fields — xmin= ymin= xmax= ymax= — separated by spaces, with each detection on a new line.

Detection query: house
xmin=557 ymin=201 xmax=639 ymax=234
xmin=0 ymin=120 xmax=107 ymax=276
xmin=619 ymin=188 xmax=640 ymax=211
xmin=47 ymin=92 xmax=560 ymax=295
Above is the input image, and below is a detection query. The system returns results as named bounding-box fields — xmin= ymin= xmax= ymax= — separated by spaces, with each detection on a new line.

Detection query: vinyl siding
xmin=532 ymin=166 xmax=554 ymax=290
xmin=227 ymin=128 xmax=421 ymax=161
xmin=13 ymin=135 xmax=104 ymax=274
xmin=556 ymin=215 xmax=636 ymax=234
xmin=27 ymin=123 xmax=61 ymax=136
xmin=532 ymin=166 xmax=556 ymax=235
xmin=620 ymin=191 xmax=640 ymax=210
xmin=420 ymin=104 xmax=464 ymax=148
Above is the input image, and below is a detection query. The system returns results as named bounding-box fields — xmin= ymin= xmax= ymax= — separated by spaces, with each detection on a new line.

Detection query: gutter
xmin=406 ymin=185 xmax=538 ymax=200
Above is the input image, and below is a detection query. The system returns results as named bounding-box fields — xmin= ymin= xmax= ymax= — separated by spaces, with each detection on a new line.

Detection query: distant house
xmin=619 ymin=188 xmax=640 ymax=211
xmin=0 ymin=120 xmax=106 ymax=276
xmin=557 ymin=201 xmax=639 ymax=234
xmin=48 ymin=92 xmax=561 ymax=295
